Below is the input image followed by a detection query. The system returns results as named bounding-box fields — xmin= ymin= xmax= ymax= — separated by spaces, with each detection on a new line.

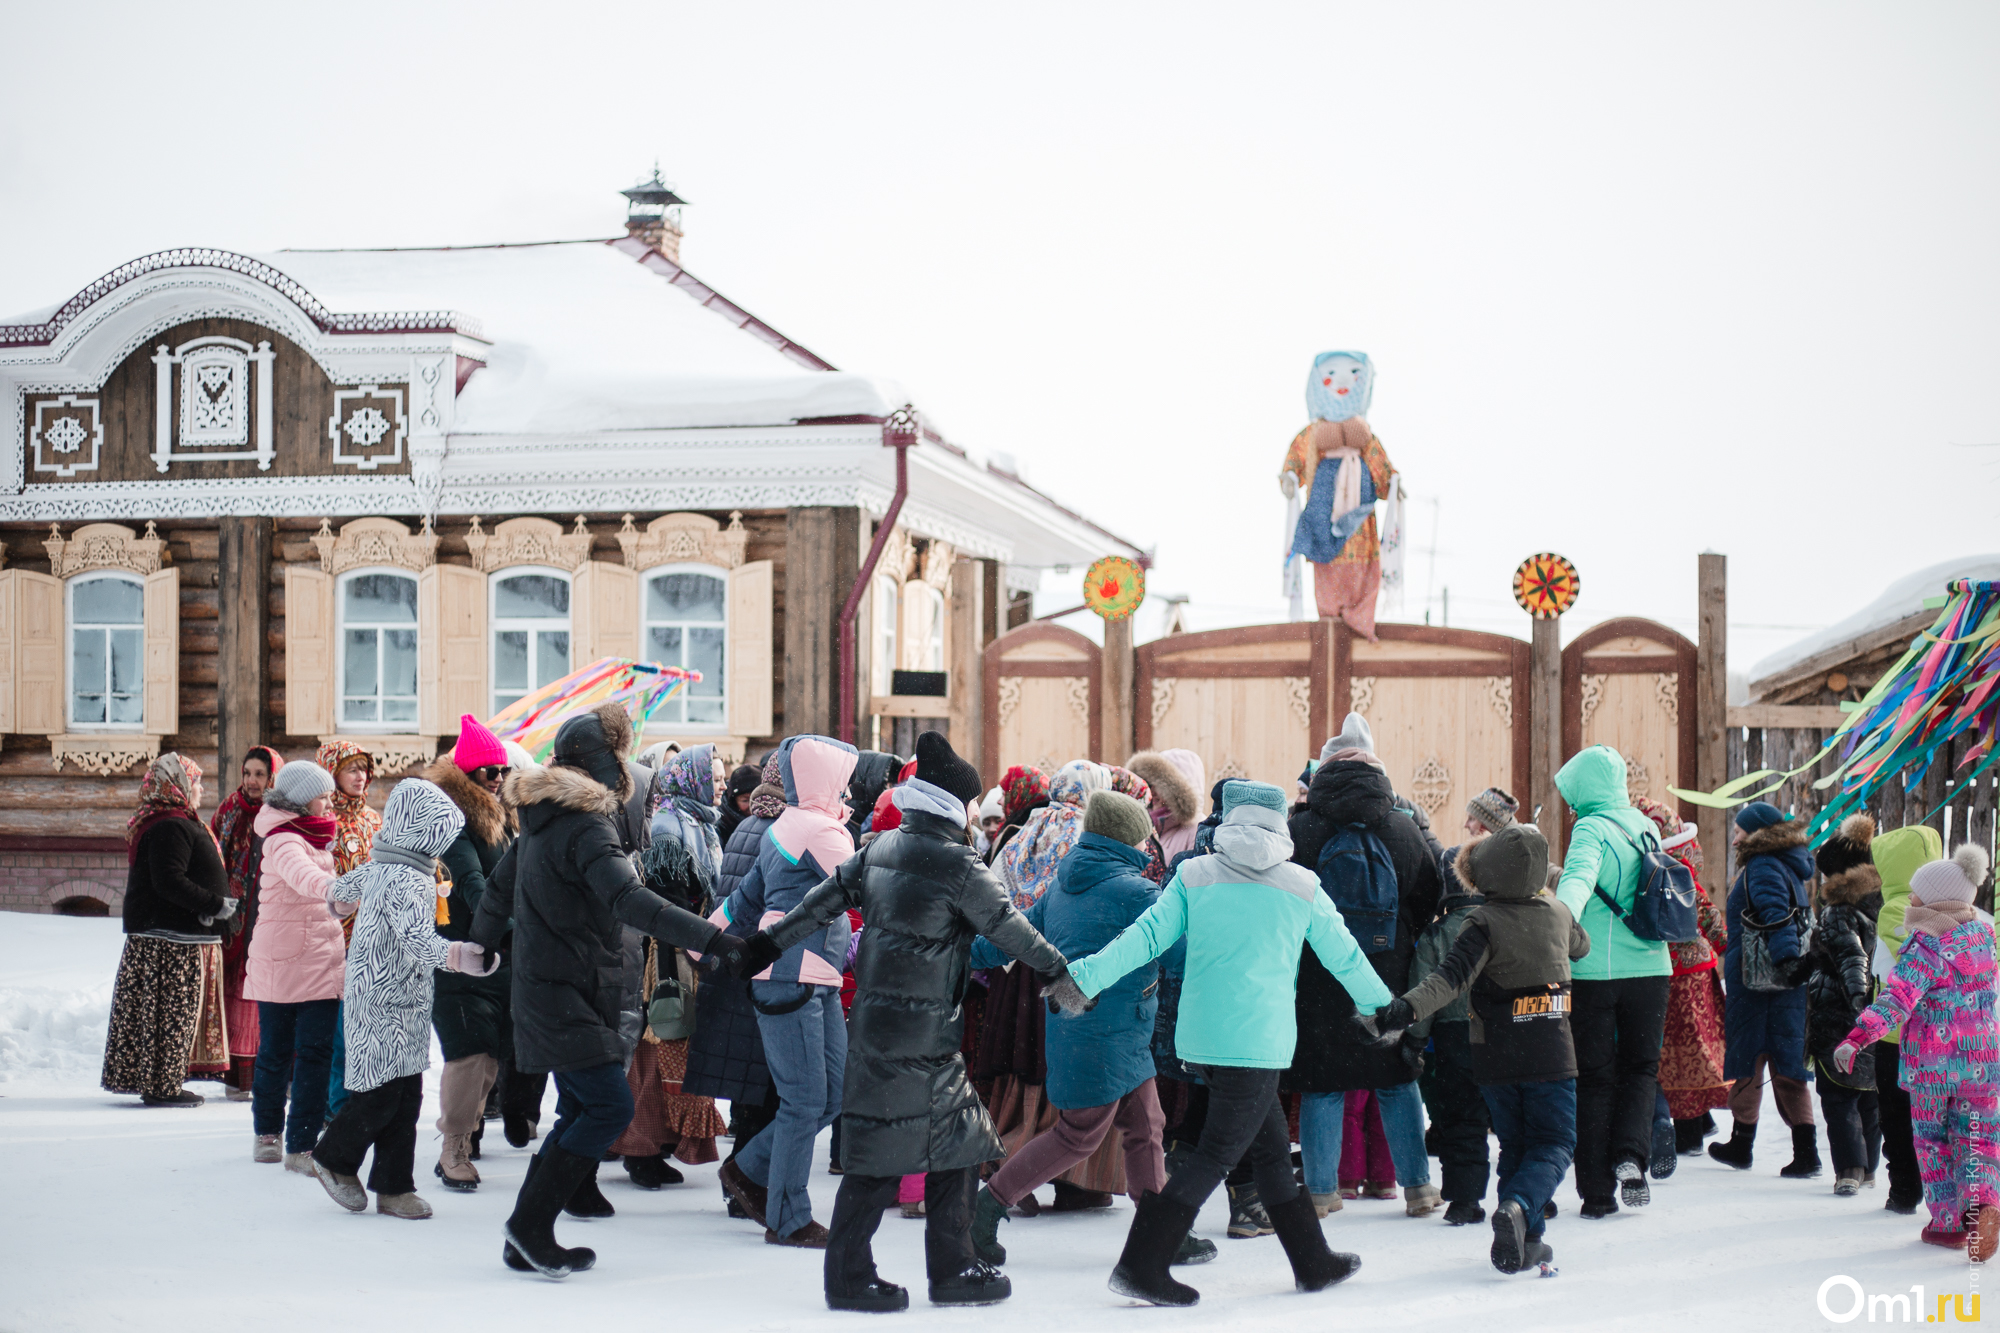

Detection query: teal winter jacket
xmin=1553 ymin=746 xmax=1672 ymax=981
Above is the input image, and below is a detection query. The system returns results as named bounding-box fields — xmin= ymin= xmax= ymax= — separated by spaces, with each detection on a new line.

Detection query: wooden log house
xmin=0 ymin=176 xmax=1140 ymax=915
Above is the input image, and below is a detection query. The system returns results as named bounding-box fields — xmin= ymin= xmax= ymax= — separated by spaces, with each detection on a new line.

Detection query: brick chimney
xmin=621 ymin=166 xmax=688 ymax=263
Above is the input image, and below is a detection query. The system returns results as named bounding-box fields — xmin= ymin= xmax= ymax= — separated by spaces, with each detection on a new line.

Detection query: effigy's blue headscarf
xmin=1306 ymin=351 xmax=1374 ymax=423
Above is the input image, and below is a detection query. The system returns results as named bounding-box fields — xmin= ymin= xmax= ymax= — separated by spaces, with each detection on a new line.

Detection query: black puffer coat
xmin=1806 ymin=861 xmax=1882 ymax=1089
xmin=766 ymin=808 xmax=1068 ymax=1177
xmin=684 ymin=807 xmax=777 ymax=1104
xmin=472 ymin=762 xmax=720 ymax=1075
xmin=1284 ymin=760 xmax=1444 ymax=1092
xmin=428 ymin=757 xmax=515 ymax=1061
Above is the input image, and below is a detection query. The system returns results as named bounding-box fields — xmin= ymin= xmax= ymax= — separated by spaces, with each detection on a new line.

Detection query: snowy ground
xmin=0 ymin=915 xmax=1979 ymax=1332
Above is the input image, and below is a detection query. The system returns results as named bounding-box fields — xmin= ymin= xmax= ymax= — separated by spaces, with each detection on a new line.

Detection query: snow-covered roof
xmin=1749 ymin=554 xmax=2000 ymax=684
xmin=255 ymin=241 xmax=905 ymax=433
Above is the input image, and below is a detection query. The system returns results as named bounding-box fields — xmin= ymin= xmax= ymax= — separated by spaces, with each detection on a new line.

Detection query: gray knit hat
xmin=1084 ymin=790 xmax=1153 ymax=848
xmin=1319 ymin=712 xmax=1374 ymax=762
xmin=1466 ymin=786 xmax=1520 ymax=834
xmin=266 ymin=760 xmax=334 ymax=814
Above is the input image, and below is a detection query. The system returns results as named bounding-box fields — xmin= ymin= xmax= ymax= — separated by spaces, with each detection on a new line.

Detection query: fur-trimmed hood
xmin=1127 ymin=750 xmax=1200 ymax=826
xmin=424 ymin=756 xmax=514 ymax=847
xmin=504 ymin=762 xmax=620 ymax=821
xmin=1452 ymin=824 xmax=1549 ymax=901
xmin=1738 ymin=819 xmax=1810 ymax=861
xmin=1820 ymin=861 xmax=1883 ymax=907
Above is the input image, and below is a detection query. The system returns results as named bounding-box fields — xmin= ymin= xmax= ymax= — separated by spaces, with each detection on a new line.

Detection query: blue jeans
xmin=326 ymin=1001 xmax=349 ymax=1119
xmin=545 ymin=1060 xmax=637 ymax=1161
xmin=252 ymin=999 xmax=339 ymax=1152
xmin=739 ymin=988 xmax=846 ymax=1238
xmin=1298 ymin=1081 xmax=1433 ymax=1195
xmin=1482 ymin=1078 xmax=1578 ymax=1240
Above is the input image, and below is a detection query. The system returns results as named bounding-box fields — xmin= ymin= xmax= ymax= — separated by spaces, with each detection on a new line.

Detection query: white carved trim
xmin=1150 ymin=678 xmax=1176 ymax=729
xmin=51 ymin=733 xmax=161 ymax=775
xmin=997 ymin=677 xmax=1024 ymax=729
xmin=1212 ymin=755 xmax=1248 ymax=781
xmin=1285 ymin=677 xmax=1311 ymax=731
xmin=1626 ymin=757 xmax=1652 ymax=799
xmin=920 ymin=540 xmax=955 ymax=591
xmin=1486 ymin=676 xmax=1514 ymax=727
xmin=312 ymin=516 xmax=438 ymax=575
xmin=1655 ymin=673 xmax=1679 ymax=726
xmin=1410 ymin=756 xmax=1452 ymax=816
xmin=1580 ymin=673 xmax=1608 ymax=732
xmin=150 ymin=334 xmax=275 ymax=472
xmin=315 ymin=734 xmax=438 ymax=775
xmin=1065 ymin=676 xmax=1091 ymax=727
xmin=31 ymin=395 xmax=104 ymax=478
xmin=46 ymin=522 xmax=166 ymax=577
xmin=464 ymin=515 xmax=593 ymax=573
xmin=1349 ymin=676 xmax=1375 ymax=716
xmin=329 ymin=385 xmax=408 ymax=471
xmin=615 ymin=511 xmax=747 ymax=571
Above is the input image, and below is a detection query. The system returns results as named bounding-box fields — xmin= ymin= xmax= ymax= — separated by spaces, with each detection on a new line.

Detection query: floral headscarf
xmin=999 ymin=760 xmax=1112 ymax=909
xmin=211 ymin=745 xmax=284 ymax=903
xmin=1000 ymin=765 xmax=1051 ymax=825
xmin=1632 ymin=796 xmax=1721 ymax=966
xmin=748 ymin=753 xmax=786 ymax=821
xmin=1109 ymin=766 xmax=1169 ymax=884
xmin=645 ymin=743 xmax=721 ymax=902
xmin=315 ymin=739 xmax=382 ymax=875
xmin=127 ymin=752 xmax=216 ymax=861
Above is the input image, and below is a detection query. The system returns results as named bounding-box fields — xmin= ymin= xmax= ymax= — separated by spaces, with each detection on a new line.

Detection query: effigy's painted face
xmin=1319 ymin=357 xmax=1365 ymax=400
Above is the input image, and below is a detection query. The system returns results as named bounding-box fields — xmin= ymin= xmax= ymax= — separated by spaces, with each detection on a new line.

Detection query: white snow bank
xmin=1749 ymin=553 xmax=2000 ymax=685
xmin=0 ymin=915 xmax=123 ymax=1085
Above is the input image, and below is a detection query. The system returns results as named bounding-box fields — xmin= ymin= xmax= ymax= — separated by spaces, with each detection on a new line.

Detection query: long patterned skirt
xmin=1660 ymin=966 xmax=1731 ymax=1120
xmin=100 ymin=937 xmax=206 ymax=1099
xmin=220 ymin=926 xmax=260 ymax=1083
xmin=186 ymin=944 xmax=230 ymax=1079
xmin=610 ymin=1038 xmax=727 ymax=1165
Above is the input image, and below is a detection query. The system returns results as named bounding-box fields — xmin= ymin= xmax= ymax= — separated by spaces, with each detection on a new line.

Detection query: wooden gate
xmin=1333 ymin=624 xmax=1532 ymax=828
xmin=1562 ymin=617 xmax=1698 ymax=819
xmin=982 ymin=624 xmax=1099 ymax=785
xmin=1136 ymin=622 xmax=1333 ymax=790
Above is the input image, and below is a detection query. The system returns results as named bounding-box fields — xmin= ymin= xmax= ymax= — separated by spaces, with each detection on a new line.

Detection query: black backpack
xmin=1315 ymin=822 xmax=1400 ymax=954
xmin=1584 ymin=817 xmax=1699 ymax=944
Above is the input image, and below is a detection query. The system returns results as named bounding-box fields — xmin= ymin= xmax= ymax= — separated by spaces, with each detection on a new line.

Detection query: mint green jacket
xmin=1067 ymin=809 xmax=1392 ymax=1069
xmin=1554 ymin=746 xmax=1672 ymax=981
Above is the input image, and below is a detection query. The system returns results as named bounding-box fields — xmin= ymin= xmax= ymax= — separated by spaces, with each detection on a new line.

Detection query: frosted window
xmin=492 ymin=571 xmax=572 ymax=714
xmin=339 ymin=572 xmax=421 ymax=727
xmin=69 ymin=574 xmax=146 ymax=729
xmin=643 ymin=568 xmax=727 ymax=727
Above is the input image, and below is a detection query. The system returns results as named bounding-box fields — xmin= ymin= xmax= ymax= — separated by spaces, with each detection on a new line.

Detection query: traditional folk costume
xmin=210 ymin=745 xmax=285 ymax=1093
xmin=1279 ymin=351 xmax=1397 ymax=639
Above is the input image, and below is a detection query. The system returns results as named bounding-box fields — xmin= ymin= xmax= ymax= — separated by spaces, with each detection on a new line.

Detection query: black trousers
xmin=1570 ymin=975 xmax=1670 ymax=1202
xmin=825 ymin=1165 xmax=978 ymax=1296
xmin=1817 ymin=1079 xmax=1881 ymax=1177
xmin=315 ymin=1072 xmax=423 ymax=1195
xmin=1872 ymin=1041 xmax=1921 ymax=1200
xmin=1428 ymin=1023 xmax=1492 ymax=1203
xmin=1170 ymin=1081 xmax=1255 ymax=1189
xmin=1164 ymin=1065 xmax=1300 ymax=1213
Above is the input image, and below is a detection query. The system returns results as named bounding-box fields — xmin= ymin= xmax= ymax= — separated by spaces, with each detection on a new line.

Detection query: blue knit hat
xmin=1220 ymin=780 xmax=1287 ymax=815
xmin=1734 ymin=801 xmax=1788 ymax=834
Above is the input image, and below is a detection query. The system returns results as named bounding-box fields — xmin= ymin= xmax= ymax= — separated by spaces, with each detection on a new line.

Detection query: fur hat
xmin=1910 ymin=844 xmax=1990 ymax=906
xmin=1084 ymin=790 xmax=1152 ymax=847
xmin=1319 ymin=712 xmax=1374 ymax=763
xmin=1814 ymin=813 xmax=1876 ymax=878
xmin=1466 ymin=786 xmax=1520 ymax=834
xmin=551 ymin=702 xmax=635 ymax=798
xmin=452 ymin=713 xmax=507 ymax=772
xmin=1734 ymin=801 xmax=1788 ymax=834
xmin=914 ymin=731 xmax=982 ymax=806
xmin=265 ymin=760 xmax=335 ymax=814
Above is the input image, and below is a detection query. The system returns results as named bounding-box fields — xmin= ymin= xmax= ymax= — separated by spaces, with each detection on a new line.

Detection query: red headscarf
xmin=210 ymin=746 xmax=284 ymax=901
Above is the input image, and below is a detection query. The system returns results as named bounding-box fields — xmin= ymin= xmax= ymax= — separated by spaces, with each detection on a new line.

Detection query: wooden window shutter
xmin=284 ymin=565 xmax=334 ymax=737
xmin=727 ymin=559 xmax=773 ymax=737
xmin=572 ymin=561 xmax=638 ymax=668
xmin=143 ymin=567 xmax=180 ymax=737
xmin=11 ymin=570 xmax=64 ymax=735
xmin=420 ymin=564 xmax=488 ymax=734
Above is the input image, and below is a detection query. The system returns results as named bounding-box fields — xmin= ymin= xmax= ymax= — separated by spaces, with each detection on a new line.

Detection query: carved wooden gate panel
xmin=982 ymin=624 xmax=1100 ymax=786
xmin=1332 ymin=624 xmax=1532 ymax=828
xmin=1562 ymin=617 xmax=1697 ymax=818
xmin=1136 ymin=623 xmax=1331 ymax=790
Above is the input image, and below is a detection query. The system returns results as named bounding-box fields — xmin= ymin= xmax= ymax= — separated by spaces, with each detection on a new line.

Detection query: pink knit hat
xmin=453 ymin=713 xmax=507 ymax=771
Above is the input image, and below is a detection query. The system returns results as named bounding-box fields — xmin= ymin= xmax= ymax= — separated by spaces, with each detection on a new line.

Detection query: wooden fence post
xmin=1696 ymin=553 xmax=1728 ymax=880
xmin=217 ymin=516 xmax=270 ymax=773
xmin=1101 ymin=613 xmax=1134 ymax=765
xmin=1531 ymin=615 xmax=1565 ymax=862
xmin=948 ymin=557 xmax=985 ymax=775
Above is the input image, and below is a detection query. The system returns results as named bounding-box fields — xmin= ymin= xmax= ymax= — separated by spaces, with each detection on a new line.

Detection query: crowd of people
xmin=96 ymin=704 xmax=2000 ymax=1310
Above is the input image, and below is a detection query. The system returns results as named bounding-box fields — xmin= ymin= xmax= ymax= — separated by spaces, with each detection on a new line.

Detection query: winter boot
xmin=502 ymin=1109 xmax=536 ymax=1150
xmin=254 ymin=1134 xmax=282 ymax=1164
xmin=1226 ymin=1182 xmax=1274 ymax=1238
xmin=504 ymin=1147 xmax=601 ymax=1279
xmin=1834 ymin=1169 xmax=1863 ymax=1198
xmin=1362 ymin=1179 xmax=1397 ymax=1200
xmin=1051 ymin=1181 xmax=1113 ymax=1211
xmin=1707 ymin=1121 xmax=1755 ymax=1170
xmin=719 ymin=1155 xmax=769 ymax=1228
xmin=622 ymin=1153 xmax=684 ymax=1190
xmin=1650 ymin=1131 xmax=1678 ymax=1179
xmin=1109 ymin=1192 xmax=1201 ymax=1307
xmin=469 ymin=1125 xmax=483 ymax=1161
xmin=563 ymin=1159 xmax=615 ymax=1219
xmin=1921 ymin=1222 xmax=1968 ymax=1250
xmin=1615 ymin=1160 xmax=1651 ymax=1208
xmin=826 ymin=1281 xmax=909 ymax=1313
xmin=929 ymin=1261 xmax=1011 ymax=1306
xmin=1404 ymin=1183 xmax=1442 ymax=1217
xmin=1490 ymin=1198 xmax=1528 ymax=1273
xmin=1173 ymin=1231 xmax=1218 ymax=1265
xmin=141 ymin=1089 xmax=204 ymax=1107
xmin=1673 ymin=1117 xmax=1708 ymax=1156
xmin=1444 ymin=1199 xmax=1486 ymax=1226
xmin=284 ymin=1152 xmax=317 ymax=1177
xmin=377 ymin=1192 xmax=434 ymax=1220
xmin=436 ymin=1132 xmax=480 ymax=1192
xmin=1778 ymin=1124 xmax=1822 ymax=1179
xmin=1267 ymin=1192 xmax=1361 ymax=1292
xmin=1886 ymin=1184 xmax=1923 ymax=1215
xmin=1578 ymin=1197 xmax=1618 ymax=1219
xmin=1310 ymin=1191 xmax=1343 ymax=1218
xmin=1521 ymin=1239 xmax=1555 ymax=1271
xmin=308 ymin=1155 xmax=367 ymax=1213
xmin=1969 ymin=1206 xmax=2000 ymax=1264
xmin=1543 ymin=1200 xmax=1558 ymax=1219
xmin=970 ymin=1185 xmax=1009 ymax=1266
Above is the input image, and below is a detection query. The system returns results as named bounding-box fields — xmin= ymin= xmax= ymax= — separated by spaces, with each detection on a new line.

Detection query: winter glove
xmin=713 ymin=931 xmax=782 ymax=979
xmin=326 ymin=896 xmax=358 ymax=920
xmin=1373 ymin=996 xmax=1415 ymax=1038
xmin=1398 ymin=1031 xmax=1427 ymax=1078
xmin=1041 ymin=968 xmax=1098 ymax=1016
xmin=201 ymin=897 xmax=240 ymax=926
xmin=446 ymin=942 xmax=501 ymax=977
xmin=1833 ymin=1041 xmax=1860 ymax=1075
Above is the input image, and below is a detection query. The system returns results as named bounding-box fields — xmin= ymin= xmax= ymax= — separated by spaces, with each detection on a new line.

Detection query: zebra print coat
xmin=330 ymin=779 xmax=465 ymax=1092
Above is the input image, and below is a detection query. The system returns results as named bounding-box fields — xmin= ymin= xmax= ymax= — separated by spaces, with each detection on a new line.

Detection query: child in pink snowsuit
xmin=1837 ymin=845 xmax=1998 ymax=1259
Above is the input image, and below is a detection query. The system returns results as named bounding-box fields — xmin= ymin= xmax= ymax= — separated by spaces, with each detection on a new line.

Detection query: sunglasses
xmin=471 ymin=765 xmax=512 ymax=783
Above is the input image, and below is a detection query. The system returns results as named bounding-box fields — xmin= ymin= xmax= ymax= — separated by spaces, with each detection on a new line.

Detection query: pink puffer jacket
xmin=242 ymin=804 xmax=345 ymax=1004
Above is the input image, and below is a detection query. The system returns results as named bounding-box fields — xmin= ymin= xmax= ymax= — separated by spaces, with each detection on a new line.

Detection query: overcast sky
xmin=4 ymin=1 xmax=1996 ymax=675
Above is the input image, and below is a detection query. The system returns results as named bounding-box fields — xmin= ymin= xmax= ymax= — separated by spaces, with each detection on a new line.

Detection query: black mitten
xmin=1375 ymin=996 xmax=1415 ymax=1035
xmin=714 ymin=930 xmax=783 ymax=979
xmin=1041 ymin=969 xmax=1098 ymax=1016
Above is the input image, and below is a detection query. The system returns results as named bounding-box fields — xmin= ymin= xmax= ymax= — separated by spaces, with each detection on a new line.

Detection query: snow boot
xmin=1268 ymin=1192 xmax=1360 ymax=1292
xmin=1778 ymin=1124 xmax=1821 ymax=1179
xmin=1707 ymin=1121 xmax=1755 ymax=1170
xmin=1362 ymin=1179 xmax=1397 ymax=1200
xmin=1173 ymin=1231 xmax=1218 ymax=1265
xmin=1615 ymin=1160 xmax=1651 ymax=1208
xmin=502 ymin=1110 xmax=537 ymax=1150
xmin=826 ymin=1281 xmax=909 ymax=1313
xmin=1109 ymin=1192 xmax=1201 ymax=1307
xmin=1543 ymin=1200 xmax=1558 ymax=1219
xmin=1051 ymin=1181 xmax=1113 ymax=1211
xmin=970 ymin=1185 xmax=1008 ymax=1266
xmin=563 ymin=1159 xmax=615 ymax=1219
xmin=1578 ymin=1197 xmax=1618 ymax=1219
xmin=377 ymin=1192 xmax=434 ymax=1220
xmin=1921 ymin=1223 xmax=1968 ymax=1250
xmin=1521 ymin=1239 xmax=1555 ymax=1272
xmin=1445 ymin=1199 xmax=1486 ymax=1226
xmin=929 ymin=1261 xmax=1011 ymax=1306
xmin=622 ymin=1153 xmax=683 ymax=1190
xmin=1673 ymin=1117 xmax=1707 ymax=1155
xmin=1650 ymin=1132 xmax=1677 ymax=1179
xmin=719 ymin=1155 xmax=769 ymax=1228
xmin=284 ymin=1152 xmax=316 ymax=1177
xmin=1226 ymin=1182 xmax=1273 ymax=1237
xmin=1490 ymin=1198 xmax=1528 ymax=1274
xmin=436 ymin=1132 xmax=479 ymax=1192
xmin=1968 ymin=1206 xmax=2000 ymax=1264
xmin=766 ymin=1221 xmax=830 ymax=1248
xmin=254 ymin=1134 xmax=282 ymax=1164
xmin=1834 ymin=1169 xmax=1863 ymax=1198
xmin=1310 ymin=1190 xmax=1343 ymax=1218
xmin=1886 ymin=1184 xmax=1923 ymax=1215
xmin=308 ymin=1155 xmax=367 ymax=1213
xmin=1404 ymin=1183 xmax=1442 ymax=1217
xmin=504 ymin=1147 xmax=600 ymax=1279
xmin=141 ymin=1089 xmax=204 ymax=1107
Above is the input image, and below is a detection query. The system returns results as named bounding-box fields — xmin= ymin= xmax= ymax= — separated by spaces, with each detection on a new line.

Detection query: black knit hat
xmin=914 ymin=731 xmax=982 ymax=806
xmin=1814 ymin=813 xmax=1875 ymax=878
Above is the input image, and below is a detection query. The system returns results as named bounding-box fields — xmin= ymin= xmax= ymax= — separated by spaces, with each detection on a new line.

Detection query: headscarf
xmin=1109 ymin=766 xmax=1168 ymax=884
xmin=999 ymin=760 xmax=1111 ymax=909
xmin=210 ymin=745 xmax=284 ymax=901
xmin=126 ymin=752 xmax=217 ymax=863
xmin=746 ymin=752 xmax=787 ymax=821
xmin=1633 ymin=795 xmax=1719 ymax=969
xmin=644 ymin=743 xmax=722 ymax=903
xmin=1000 ymin=765 xmax=1050 ymax=824
xmin=316 ymin=739 xmax=382 ymax=876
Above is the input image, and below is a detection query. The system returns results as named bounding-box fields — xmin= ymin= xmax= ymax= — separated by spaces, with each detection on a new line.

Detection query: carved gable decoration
xmin=616 ymin=511 xmax=747 ymax=571
xmin=153 ymin=335 xmax=274 ymax=470
xmin=312 ymin=516 xmax=438 ymax=575
xmin=31 ymin=395 xmax=104 ymax=479
xmin=46 ymin=522 xmax=168 ymax=577
xmin=466 ymin=515 xmax=593 ymax=573
xmin=329 ymin=386 xmax=408 ymax=471
xmin=919 ymin=539 xmax=955 ymax=591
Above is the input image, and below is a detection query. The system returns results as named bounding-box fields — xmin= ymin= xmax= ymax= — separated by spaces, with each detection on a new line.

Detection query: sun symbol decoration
xmin=1083 ymin=556 xmax=1146 ymax=622
xmin=1512 ymin=553 xmax=1580 ymax=620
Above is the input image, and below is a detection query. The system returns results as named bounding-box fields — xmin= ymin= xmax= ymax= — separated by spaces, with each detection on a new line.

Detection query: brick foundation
xmin=0 ymin=851 xmax=127 ymax=914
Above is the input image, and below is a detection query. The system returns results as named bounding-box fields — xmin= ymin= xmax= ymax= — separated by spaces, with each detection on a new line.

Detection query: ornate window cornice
xmin=465 ymin=515 xmax=594 ymax=573
xmin=312 ymin=516 xmax=438 ymax=575
xmin=52 ymin=732 xmax=161 ymax=775
xmin=46 ymin=522 xmax=167 ymax=577
xmin=615 ymin=511 xmax=747 ymax=572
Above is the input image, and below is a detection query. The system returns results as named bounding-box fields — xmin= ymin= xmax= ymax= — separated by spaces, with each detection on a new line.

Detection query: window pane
xmin=495 ymin=574 xmax=570 ymax=620
xmin=647 ymin=626 xmax=683 ymax=666
xmin=383 ymin=629 xmax=418 ymax=699
xmin=688 ymin=627 xmax=725 ymax=699
xmin=110 ymin=690 xmax=145 ymax=725
xmin=687 ymin=698 xmax=724 ymax=725
xmin=493 ymin=693 xmax=522 ymax=714
xmin=73 ymin=627 xmax=105 ymax=695
xmin=344 ymin=573 xmax=418 ymax=624
xmin=383 ymin=698 xmax=417 ymax=723
xmin=73 ymin=577 xmax=144 ymax=624
xmin=343 ymin=629 xmax=379 ymax=700
xmin=536 ymin=631 xmax=570 ymax=688
xmin=655 ymin=693 xmax=685 ymax=725
xmin=647 ymin=573 xmax=725 ymax=623
xmin=109 ymin=628 xmax=144 ymax=698
xmin=494 ymin=631 xmax=528 ymax=691
xmin=343 ymin=697 xmax=377 ymax=724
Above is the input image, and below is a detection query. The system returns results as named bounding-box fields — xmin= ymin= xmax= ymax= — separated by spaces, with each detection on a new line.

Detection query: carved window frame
xmin=335 ymin=566 xmax=422 ymax=735
xmin=638 ymin=561 xmax=730 ymax=732
xmin=64 ymin=569 xmax=147 ymax=734
xmin=150 ymin=334 xmax=275 ymax=471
